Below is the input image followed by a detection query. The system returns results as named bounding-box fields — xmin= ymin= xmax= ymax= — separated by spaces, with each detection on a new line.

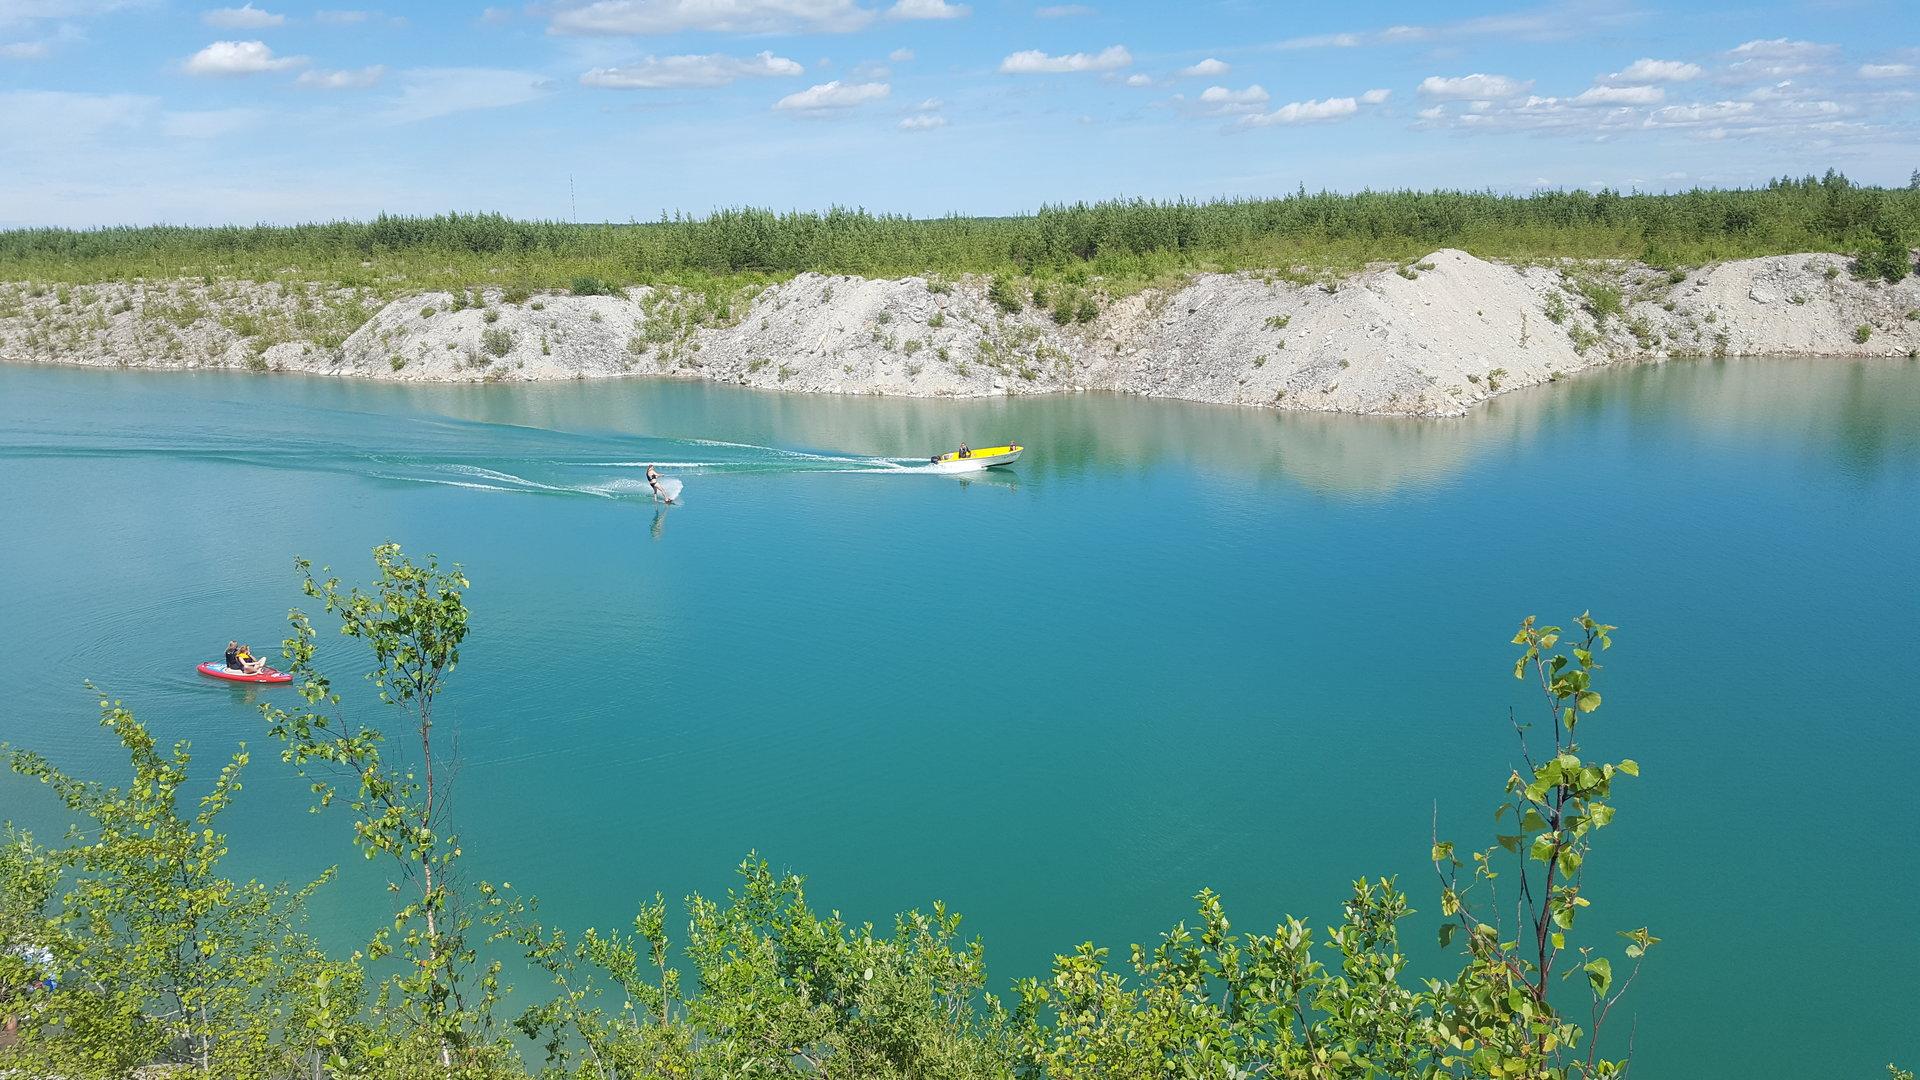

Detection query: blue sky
xmin=1 ymin=0 xmax=1916 ymax=227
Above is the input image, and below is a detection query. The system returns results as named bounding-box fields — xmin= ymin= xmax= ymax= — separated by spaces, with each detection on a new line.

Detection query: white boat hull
xmin=927 ymin=448 xmax=1022 ymax=472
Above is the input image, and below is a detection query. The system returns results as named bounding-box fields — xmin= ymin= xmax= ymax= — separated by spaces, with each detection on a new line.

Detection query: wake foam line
xmin=683 ymin=436 xmax=893 ymax=468
xmin=438 ymin=464 xmax=597 ymax=496
xmin=370 ymin=473 xmax=522 ymax=494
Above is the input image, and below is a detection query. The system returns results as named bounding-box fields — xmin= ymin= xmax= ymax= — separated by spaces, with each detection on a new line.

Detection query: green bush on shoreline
xmin=0 ymin=171 xmax=1913 ymax=299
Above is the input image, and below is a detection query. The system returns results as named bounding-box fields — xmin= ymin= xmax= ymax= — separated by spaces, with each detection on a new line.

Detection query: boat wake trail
xmin=0 ymin=401 xmax=928 ymax=503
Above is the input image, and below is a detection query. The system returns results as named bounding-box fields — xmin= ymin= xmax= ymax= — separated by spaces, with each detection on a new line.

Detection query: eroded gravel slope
xmin=4 ymin=249 xmax=1915 ymax=417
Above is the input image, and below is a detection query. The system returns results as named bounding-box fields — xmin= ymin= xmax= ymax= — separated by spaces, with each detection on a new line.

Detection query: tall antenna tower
xmin=569 ymin=175 xmax=577 ymax=223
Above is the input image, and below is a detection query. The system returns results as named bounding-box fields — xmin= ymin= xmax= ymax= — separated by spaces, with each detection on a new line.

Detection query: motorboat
xmin=927 ymin=444 xmax=1023 ymax=471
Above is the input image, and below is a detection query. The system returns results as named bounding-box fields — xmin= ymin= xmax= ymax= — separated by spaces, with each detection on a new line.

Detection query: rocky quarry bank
xmin=3 ymin=249 xmax=1916 ymax=417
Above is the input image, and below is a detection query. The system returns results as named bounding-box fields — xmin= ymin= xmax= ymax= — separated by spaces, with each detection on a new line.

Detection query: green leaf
xmin=1617 ymin=759 xmax=1639 ymax=777
xmin=1530 ymin=834 xmax=1557 ymax=863
xmin=1439 ymin=923 xmax=1457 ymax=948
xmin=1576 ymin=690 xmax=1602 ymax=713
xmin=1495 ymin=834 xmax=1522 ymax=854
xmin=1584 ymin=957 xmax=1613 ymax=998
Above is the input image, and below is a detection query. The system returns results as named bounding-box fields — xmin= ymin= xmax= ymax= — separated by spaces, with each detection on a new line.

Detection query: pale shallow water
xmin=2 ymin=358 xmax=1917 ymax=1077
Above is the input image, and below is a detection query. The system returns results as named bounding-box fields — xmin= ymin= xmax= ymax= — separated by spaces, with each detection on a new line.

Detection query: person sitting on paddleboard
xmin=230 ymin=642 xmax=265 ymax=675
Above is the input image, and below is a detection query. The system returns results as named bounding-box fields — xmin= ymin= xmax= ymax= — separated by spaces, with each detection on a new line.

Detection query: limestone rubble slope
xmin=4 ymin=249 xmax=1916 ymax=417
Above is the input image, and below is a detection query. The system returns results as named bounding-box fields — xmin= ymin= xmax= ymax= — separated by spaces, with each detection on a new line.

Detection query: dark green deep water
xmin=2 ymin=359 xmax=1916 ymax=1077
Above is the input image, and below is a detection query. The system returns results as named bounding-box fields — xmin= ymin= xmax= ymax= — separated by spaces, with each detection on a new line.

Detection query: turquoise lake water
xmin=2 ymin=360 xmax=1916 ymax=1077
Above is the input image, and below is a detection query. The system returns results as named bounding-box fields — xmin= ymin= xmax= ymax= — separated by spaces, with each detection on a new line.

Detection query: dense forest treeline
xmin=0 ymin=545 xmax=1910 ymax=1080
xmin=1 ymin=171 xmax=1917 ymax=294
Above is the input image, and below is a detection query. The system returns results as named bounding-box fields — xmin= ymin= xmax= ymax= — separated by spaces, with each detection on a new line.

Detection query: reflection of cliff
xmin=357 ymin=355 xmax=1919 ymax=497
xmin=1590 ymin=357 xmax=1920 ymax=479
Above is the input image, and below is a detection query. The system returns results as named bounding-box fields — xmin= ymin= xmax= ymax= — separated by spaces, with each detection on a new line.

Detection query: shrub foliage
xmin=1 ymin=546 xmax=1889 ymax=1079
xmin=1 ymin=172 xmax=1915 ymax=294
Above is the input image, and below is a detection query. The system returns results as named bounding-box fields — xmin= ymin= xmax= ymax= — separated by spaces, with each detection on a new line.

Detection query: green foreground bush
xmin=0 ymin=545 xmax=1905 ymax=1079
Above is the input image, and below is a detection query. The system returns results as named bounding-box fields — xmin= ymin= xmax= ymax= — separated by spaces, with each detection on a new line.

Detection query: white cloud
xmin=1273 ymin=8 xmax=1613 ymax=52
xmin=296 ymin=64 xmax=386 ymax=88
xmin=1724 ymin=38 xmax=1835 ymax=80
xmin=888 ymin=47 xmax=913 ymax=62
xmin=1198 ymin=83 xmax=1268 ymax=107
xmin=773 ymin=79 xmax=889 ymax=110
xmin=898 ymin=113 xmax=945 ymax=129
xmin=1123 ymin=73 xmax=1151 ymax=87
xmin=1607 ymin=58 xmax=1701 ymax=83
xmin=1 ymin=40 xmax=50 ymax=58
xmin=1643 ymin=100 xmax=1756 ymax=126
xmin=999 ymin=44 xmax=1130 ymax=73
xmin=548 ymin=0 xmax=876 ymax=35
xmin=381 ymin=67 xmax=550 ymax=123
xmin=1242 ymin=95 xmax=1358 ymax=125
xmin=1729 ymin=38 xmax=1828 ymax=58
xmin=1573 ymin=84 xmax=1663 ymax=106
xmin=315 ymin=9 xmax=371 ymax=23
xmin=914 ymin=96 xmax=940 ymax=109
xmin=202 ymin=3 xmax=283 ymax=29
xmin=1417 ymin=73 xmax=1531 ymax=99
xmin=1858 ymin=63 xmax=1913 ymax=80
xmin=1359 ymin=87 xmax=1390 ymax=104
xmin=1034 ymin=3 xmax=1092 ymax=14
xmin=1178 ymin=57 xmax=1228 ymax=77
xmin=480 ymin=5 xmax=512 ymax=22
xmin=160 ymin=106 xmax=266 ymax=138
xmin=582 ymin=50 xmax=803 ymax=89
xmin=887 ymin=0 xmax=967 ymax=18
xmin=1745 ymin=79 xmax=1805 ymax=102
xmin=182 ymin=39 xmax=306 ymax=75
xmin=1410 ymin=79 xmax=1884 ymax=147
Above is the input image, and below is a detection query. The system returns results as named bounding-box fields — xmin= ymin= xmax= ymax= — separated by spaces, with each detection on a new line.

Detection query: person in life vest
xmin=225 ymin=641 xmax=265 ymax=675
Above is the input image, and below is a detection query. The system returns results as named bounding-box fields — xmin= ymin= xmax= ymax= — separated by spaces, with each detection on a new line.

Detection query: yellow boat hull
xmin=928 ymin=444 xmax=1023 ymax=471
